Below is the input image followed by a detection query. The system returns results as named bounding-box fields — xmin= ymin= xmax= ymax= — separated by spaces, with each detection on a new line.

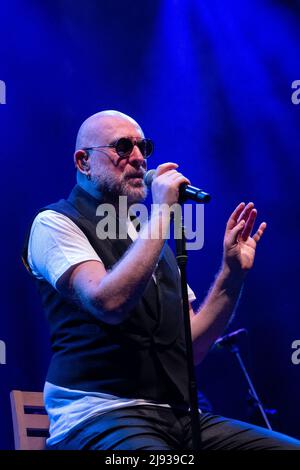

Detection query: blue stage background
xmin=0 ymin=0 xmax=299 ymax=449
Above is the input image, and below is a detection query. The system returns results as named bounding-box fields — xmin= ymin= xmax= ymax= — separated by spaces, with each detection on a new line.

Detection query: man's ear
xmin=74 ymin=149 xmax=90 ymax=175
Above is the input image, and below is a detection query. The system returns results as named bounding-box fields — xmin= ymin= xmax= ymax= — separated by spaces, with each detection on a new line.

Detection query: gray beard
xmin=91 ymin=173 xmax=147 ymax=206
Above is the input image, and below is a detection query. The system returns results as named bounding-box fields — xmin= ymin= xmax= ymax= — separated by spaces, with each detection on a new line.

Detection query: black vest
xmin=23 ymin=185 xmax=189 ymax=405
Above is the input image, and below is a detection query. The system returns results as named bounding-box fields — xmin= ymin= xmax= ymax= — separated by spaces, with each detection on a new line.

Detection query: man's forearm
xmin=92 ymin=206 xmax=171 ymax=321
xmin=191 ymin=265 xmax=245 ymax=364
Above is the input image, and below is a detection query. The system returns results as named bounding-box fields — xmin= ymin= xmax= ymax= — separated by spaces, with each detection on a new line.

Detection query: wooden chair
xmin=10 ymin=390 xmax=49 ymax=450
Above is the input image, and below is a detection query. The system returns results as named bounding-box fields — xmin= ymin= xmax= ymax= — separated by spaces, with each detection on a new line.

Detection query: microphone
xmin=144 ymin=169 xmax=211 ymax=204
xmin=214 ymin=328 xmax=248 ymax=349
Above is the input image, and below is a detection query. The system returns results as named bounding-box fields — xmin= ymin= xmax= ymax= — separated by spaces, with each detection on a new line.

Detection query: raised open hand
xmin=223 ymin=202 xmax=267 ymax=273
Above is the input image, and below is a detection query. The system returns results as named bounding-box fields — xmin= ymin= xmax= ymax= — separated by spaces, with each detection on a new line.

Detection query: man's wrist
xmin=218 ymin=262 xmax=247 ymax=291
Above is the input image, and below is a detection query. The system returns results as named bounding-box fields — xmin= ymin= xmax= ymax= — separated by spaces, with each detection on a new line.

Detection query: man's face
xmin=89 ymin=117 xmax=148 ymax=205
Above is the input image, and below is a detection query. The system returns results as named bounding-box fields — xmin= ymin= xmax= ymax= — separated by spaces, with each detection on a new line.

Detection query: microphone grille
xmin=144 ymin=169 xmax=156 ymax=187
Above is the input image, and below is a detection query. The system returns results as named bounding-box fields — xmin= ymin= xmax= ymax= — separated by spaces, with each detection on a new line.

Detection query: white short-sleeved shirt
xmin=28 ymin=210 xmax=196 ymax=300
xmin=27 ymin=209 xmax=197 ymax=445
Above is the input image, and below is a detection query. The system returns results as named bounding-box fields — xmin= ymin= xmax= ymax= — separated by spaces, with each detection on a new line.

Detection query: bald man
xmin=23 ymin=111 xmax=300 ymax=450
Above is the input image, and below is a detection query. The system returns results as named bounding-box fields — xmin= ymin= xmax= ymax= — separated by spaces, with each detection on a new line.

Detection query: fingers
xmin=226 ymin=219 xmax=246 ymax=245
xmin=155 ymin=163 xmax=191 ymax=187
xmin=253 ymin=222 xmax=267 ymax=243
xmin=237 ymin=202 xmax=255 ymax=223
xmin=226 ymin=201 xmax=267 ymax=245
xmin=155 ymin=162 xmax=179 ymax=177
xmin=226 ymin=202 xmax=254 ymax=232
xmin=240 ymin=208 xmax=257 ymax=241
xmin=226 ymin=202 xmax=246 ymax=230
xmin=151 ymin=163 xmax=191 ymax=206
xmin=166 ymin=171 xmax=191 ymax=186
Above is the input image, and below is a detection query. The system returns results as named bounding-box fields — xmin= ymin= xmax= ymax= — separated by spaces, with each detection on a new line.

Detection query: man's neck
xmin=78 ymin=180 xmax=103 ymax=202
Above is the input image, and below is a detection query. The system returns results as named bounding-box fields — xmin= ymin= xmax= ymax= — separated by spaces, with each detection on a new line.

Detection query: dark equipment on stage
xmin=144 ymin=166 xmax=212 ymax=450
xmin=215 ymin=328 xmax=275 ymax=430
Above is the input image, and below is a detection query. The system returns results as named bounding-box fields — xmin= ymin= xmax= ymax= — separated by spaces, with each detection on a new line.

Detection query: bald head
xmin=75 ymin=110 xmax=143 ymax=151
xmin=73 ymin=110 xmax=148 ymax=203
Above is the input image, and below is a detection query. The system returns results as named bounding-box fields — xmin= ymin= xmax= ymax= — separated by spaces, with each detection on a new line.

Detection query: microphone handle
xmin=179 ymin=184 xmax=211 ymax=203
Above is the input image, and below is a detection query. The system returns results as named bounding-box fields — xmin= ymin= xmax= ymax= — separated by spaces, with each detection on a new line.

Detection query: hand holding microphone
xmin=144 ymin=163 xmax=211 ymax=205
xmin=144 ymin=163 xmax=190 ymax=207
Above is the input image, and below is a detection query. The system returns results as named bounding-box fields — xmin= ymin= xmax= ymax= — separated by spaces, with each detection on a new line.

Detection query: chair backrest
xmin=10 ymin=390 xmax=49 ymax=450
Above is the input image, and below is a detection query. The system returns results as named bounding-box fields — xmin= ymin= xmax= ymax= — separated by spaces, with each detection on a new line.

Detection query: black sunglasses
xmin=83 ymin=137 xmax=154 ymax=159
